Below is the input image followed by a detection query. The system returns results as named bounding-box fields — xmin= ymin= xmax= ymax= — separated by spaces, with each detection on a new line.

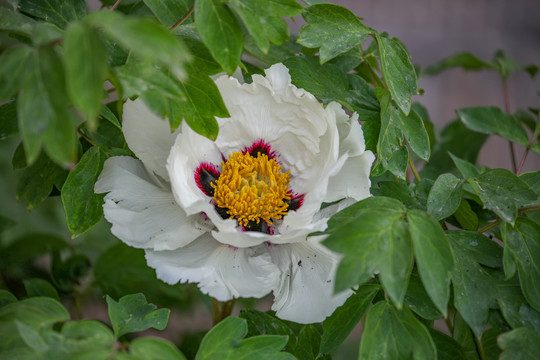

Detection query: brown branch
xmin=170 ymin=6 xmax=194 ymax=31
xmin=111 ymin=0 xmax=122 ymax=11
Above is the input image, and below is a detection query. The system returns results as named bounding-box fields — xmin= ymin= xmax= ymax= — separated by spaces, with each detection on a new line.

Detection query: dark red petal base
xmin=194 ymin=163 xmax=220 ymax=197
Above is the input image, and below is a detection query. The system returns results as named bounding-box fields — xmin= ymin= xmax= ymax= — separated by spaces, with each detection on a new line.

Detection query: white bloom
xmin=95 ymin=63 xmax=374 ymax=324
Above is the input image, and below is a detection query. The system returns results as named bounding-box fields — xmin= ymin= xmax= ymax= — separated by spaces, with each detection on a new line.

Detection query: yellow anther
xmin=212 ymin=152 xmax=291 ymax=227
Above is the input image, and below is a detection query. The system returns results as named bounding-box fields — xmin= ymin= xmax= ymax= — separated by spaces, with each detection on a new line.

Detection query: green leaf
xmin=297 ymin=4 xmax=369 ymax=64
xmin=143 ymin=0 xmax=193 ymax=28
xmin=424 ymin=52 xmax=494 ymax=76
xmin=294 ymin=325 xmax=322 ymax=360
xmin=454 ymin=199 xmax=479 ymax=231
xmin=407 ymin=209 xmax=454 ymax=316
xmin=493 ymin=50 xmax=521 ymax=81
xmin=399 ymin=109 xmax=431 ymax=160
xmin=0 ymin=290 xmax=18 ymax=307
xmin=404 ymin=271 xmax=443 ymax=320
xmin=62 ymin=147 xmax=108 ymax=238
xmin=16 ymin=151 xmax=67 ymax=210
xmin=240 ymin=310 xmax=296 ymax=351
xmin=427 ymin=173 xmax=463 ymax=220
xmin=320 ymin=284 xmax=379 ymax=355
xmin=183 ymin=37 xmax=222 ymax=75
xmin=195 ymin=0 xmax=243 ymax=74
xmin=17 ymin=48 xmax=78 ymax=166
xmin=196 ymin=316 xmax=293 ymax=360
xmin=497 ymin=275 xmax=540 ymax=332
xmin=457 ymin=106 xmax=529 ymax=146
xmin=498 ymin=327 xmax=540 ymax=360
xmin=372 ymin=180 xmax=424 ymax=210
xmin=324 ymin=197 xmax=412 ymax=306
xmin=94 ymin=243 xmax=188 ymax=307
xmin=0 ymin=101 xmax=18 ymax=140
xmin=106 ymin=293 xmax=170 ymax=338
xmin=0 ymin=45 xmax=32 ymax=103
xmin=19 ymin=0 xmax=86 ymax=29
xmin=86 ymin=11 xmax=189 ymax=79
xmin=375 ymin=34 xmax=418 ymax=115
xmin=373 ymin=89 xmax=408 ymax=179
xmin=0 ymin=297 xmax=70 ymax=327
xmin=482 ymin=327 xmax=502 ymax=360
xmin=447 ymin=231 xmax=498 ymax=336
xmin=449 ymin=152 xmax=481 ymax=179
xmin=64 ymin=21 xmax=107 ymax=130
xmin=501 ymin=218 xmax=540 ymax=311
xmin=453 ymin=312 xmax=480 ymax=360
xmin=467 ymin=169 xmax=538 ymax=224
xmin=429 ymin=329 xmax=467 ymax=360
xmin=23 ymin=278 xmax=60 ymax=301
xmin=122 ymin=337 xmax=187 ymax=360
xmin=230 ymin=0 xmax=301 ymax=54
xmin=0 ymin=7 xmax=37 ymax=35
xmin=359 ymin=301 xmax=436 ymax=359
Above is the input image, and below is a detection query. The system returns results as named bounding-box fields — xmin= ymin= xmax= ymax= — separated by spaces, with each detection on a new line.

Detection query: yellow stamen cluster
xmin=212 ymin=151 xmax=291 ymax=227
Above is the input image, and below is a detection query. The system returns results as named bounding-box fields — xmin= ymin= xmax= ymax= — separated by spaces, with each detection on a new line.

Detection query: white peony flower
xmin=95 ymin=63 xmax=374 ymax=324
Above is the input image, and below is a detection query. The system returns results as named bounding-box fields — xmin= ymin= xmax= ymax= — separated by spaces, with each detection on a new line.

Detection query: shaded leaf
xmin=424 ymin=52 xmax=494 ymax=76
xmin=0 ymin=45 xmax=32 ymax=103
xmin=19 ymin=0 xmax=86 ymax=29
xmin=0 ymin=7 xmax=36 ymax=35
xmin=298 ymin=3 xmax=369 ymax=64
xmin=0 ymin=101 xmax=18 ymax=140
xmin=498 ymin=327 xmax=540 ymax=360
xmin=429 ymin=329 xmax=467 ymax=360
xmin=324 ymin=197 xmax=412 ymax=306
xmin=359 ymin=301 xmax=436 ymax=359
xmin=106 ymin=293 xmax=170 ymax=338
xmin=196 ymin=316 xmax=293 ymax=360
xmin=195 ymin=0 xmax=243 ymax=74
xmin=120 ymin=337 xmax=187 ymax=360
xmin=408 ymin=209 xmax=454 ymax=316
xmin=427 ymin=173 xmax=463 ymax=220
xmin=320 ymin=284 xmax=379 ymax=355
xmin=62 ymin=147 xmax=108 ymax=238
xmin=23 ymin=278 xmax=60 ymax=301
xmin=404 ymin=271 xmax=443 ymax=320
xmin=143 ymin=0 xmax=193 ymax=28
xmin=240 ymin=310 xmax=296 ymax=351
xmin=457 ymin=106 xmax=528 ymax=146
xmin=454 ymin=199 xmax=479 ymax=231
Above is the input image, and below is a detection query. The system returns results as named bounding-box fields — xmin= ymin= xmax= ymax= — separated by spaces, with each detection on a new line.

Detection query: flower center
xmin=212 ymin=151 xmax=291 ymax=227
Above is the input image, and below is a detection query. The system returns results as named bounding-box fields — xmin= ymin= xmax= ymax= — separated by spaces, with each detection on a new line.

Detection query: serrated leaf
xmin=23 ymin=278 xmax=60 ymax=301
xmin=407 ymin=209 xmax=454 ymax=316
xmin=424 ymin=52 xmax=494 ymax=76
xmin=447 ymin=231 xmax=498 ymax=336
xmin=324 ymin=197 xmax=412 ymax=306
xmin=320 ymin=284 xmax=379 ymax=355
xmin=230 ymin=0 xmax=301 ymax=54
xmin=457 ymin=106 xmax=529 ymax=146
xmin=359 ymin=301 xmax=436 ymax=359
xmin=62 ymin=147 xmax=108 ymax=238
xmin=0 ymin=45 xmax=32 ymax=103
xmin=64 ymin=21 xmax=107 ymax=130
xmin=17 ymin=48 xmax=78 ymax=166
xmin=375 ymin=34 xmax=418 ymax=115
xmin=467 ymin=169 xmax=538 ymax=224
xmin=501 ymin=218 xmax=540 ymax=311
xmin=19 ymin=0 xmax=86 ymax=29
xmin=196 ymin=316 xmax=293 ymax=360
xmin=195 ymin=0 xmax=243 ymax=74
xmin=16 ymin=151 xmax=67 ymax=210
xmin=297 ymin=4 xmax=369 ymax=64
xmin=498 ymin=327 xmax=540 ymax=360
xmin=106 ymin=293 xmax=170 ymax=338
xmin=399 ymin=109 xmax=431 ymax=160
xmin=427 ymin=173 xmax=463 ymax=220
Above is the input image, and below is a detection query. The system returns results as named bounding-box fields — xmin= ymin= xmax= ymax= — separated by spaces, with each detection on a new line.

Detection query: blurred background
xmin=290 ymin=0 xmax=540 ymax=172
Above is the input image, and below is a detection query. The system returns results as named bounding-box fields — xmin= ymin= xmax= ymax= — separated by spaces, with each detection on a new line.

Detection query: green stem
xmin=475 ymin=335 xmax=487 ymax=360
xmin=408 ymin=156 xmax=421 ymax=182
xmin=501 ymin=79 xmax=518 ymax=173
xmin=170 ymin=6 xmax=194 ymax=31
xmin=444 ymin=316 xmax=454 ymax=335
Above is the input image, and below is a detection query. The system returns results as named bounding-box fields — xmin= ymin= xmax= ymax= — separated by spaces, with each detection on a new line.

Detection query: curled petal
xmin=95 ymin=156 xmax=208 ymax=250
xmin=145 ymin=234 xmax=280 ymax=301
xmin=268 ymin=238 xmax=353 ymax=324
xmin=122 ymin=99 xmax=181 ymax=182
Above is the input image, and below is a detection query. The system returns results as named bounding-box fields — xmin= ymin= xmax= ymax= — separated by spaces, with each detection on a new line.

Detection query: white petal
xmin=167 ymin=122 xmax=223 ymax=215
xmin=95 ymin=156 xmax=208 ymax=250
xmin=145 ymin=234 xmax=280 ymax=301
xmin=324 ymin=151 xmax=375 ymax=202
xmin=268 ymin=238 xmax=353 ymax=324
xmin=122 ymin=99 xmax=181 ymax=182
